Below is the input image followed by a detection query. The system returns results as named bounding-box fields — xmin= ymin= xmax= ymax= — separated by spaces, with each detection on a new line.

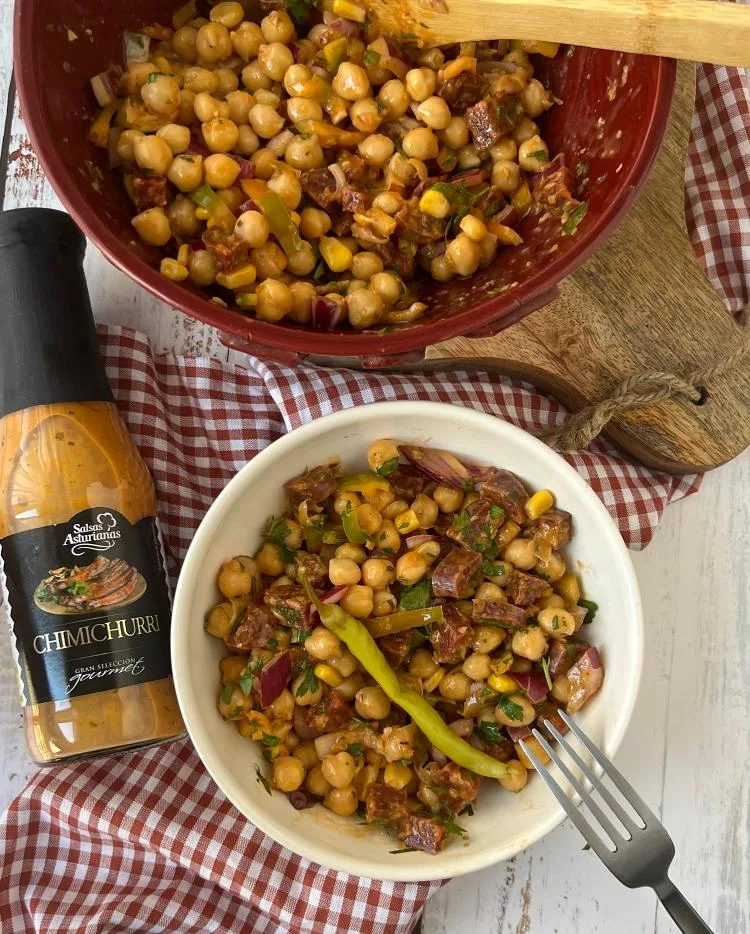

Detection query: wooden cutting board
xmin=416 ymin=60 xmax=750 ymax=475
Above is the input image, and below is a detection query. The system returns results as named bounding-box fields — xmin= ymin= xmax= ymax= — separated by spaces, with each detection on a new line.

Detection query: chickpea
xmin=361 ymin=557 xmax=395 ymax=590
xmin=232 ymin=124 xmax=258 ymax=156
xmin=377 ymin=79 xmax=410 ymax=118
xmin=211 ymin=1 xmax=244 ymax=28
xmin=267 ymin=170 xmax=302 ymax=210
xmin=271 ymin=755 xmax=306 ymax=792
xmin=328 ymin=557 xmax=362 ymax=586
xmin=374 ymin=519 xmax=401 ymax=552
xmin=431 ymin=254 xmax=455 ymax=282
xmin=320 ymin=751 xmax=356 ymax=789
xmin=246 ymin=103 xmax=283 ymax=140
xmin=214 ymin=69 xmax=239 ymax=97
xmin=433 ymin=484 xmax=463 ymax=513
xmin=516 ymin=736 xmax=551 ymax=769
xmin=370 ymin=271 xmax=402 ymax=308
xmin=511 ymin=626 xmax=549 ymax=661
xmin=551 ymin=674 xmax=571 ymax=704
xmin=202 ymin=117 xmax=239 ymax=153
xmin=412 ymin=493 xmax=438 ymax=529
xmin=330 ymin=650 xmax=358 ymax=678
xmin=395 ymin=551 xmax=429 ymax=586
xmin=510 ymin=656 xmax=532 ymax=674
xmin=196 ymin=22 xmax=232 ymax=62
xmin=363 ymin=487 xmax=395 ymax=511
xmin=340 ymin=584 xmax=374 ymax=619
xmin=219 ymin=654 xmax=246 ymax=684
xmin=461 ymin=652 xmax=490 ymax=681
xmin=495 ymin=693 xmax=535 ymax=727
xmin=335 ymin=541 xmax=366 ymax=562
xmin=116 ymin=128 xmax=145 ymax=164
xmin=285 ymin=242 xmax=316 ymax=277
xmin=488 ymin=159 xmax=519 ymax=195
xmin=499 ymin=759 xmax=528 ymax=792
xmin=231 ymin=21 xmax=264 ymax=61
xmin=242 ymin=59 xmax=273 ymax=91
xmin=372 ymin=190 xmax=404 ymax=216
xmin=139 ymin=73 xmax=180 ymax=117
xmin=203 ymin=153 xmax=240 ymax=189
xmin=536 ymin=551 xmax=566 ymax=584
xmin=324 ymin=785 xmax=359 ymax=816
xmin=286 ymin=96 xmax=323 ymax=124
xmin=443 ymin=233 xmax=480 ymax=277
xmin=132 ymin=135 xmax=172 ymax=176
xmin=281 ymin=135 xmax=322 ymax=173
xmin=217 ymin=555 xmax=260 ymax=598
xmin=473 ymin=583 xmax=501 ymax=603
xmin=438 ymin=115 xmax=469 ymax=149
xmin=218 ymin=684 xmax=252 ymax=719
xmin=519 ymin=135 xmax=549 ymax=172
xmin=306 ymin=765 xmax=331 ymax=797
xmin=355 ymin=685 xmax=392 ymax=720
xmin=439 ymin=670 xmax=471 ymax=701
xmin=173 ymin=25 xmax=199 ymax=61
xmin=250 ymin=148 xmax=278 ymax=180
xmin=257 ymin=42 xmax=294 ymax=81
xmin=460 ymin=214 xmax=487 ymax=243
xmin=188 ymin=249 xmax=218 ymax=286
xmin=348 ymin=98 xmax=382 ymax=134
xmin=490 ymin=138 xmax=517 ymax=162
xmin=347 ymin=288 xmax=385 ymax=329
xmin=206 ymin=603 xmax=233 ymax=640
xmin=251 ymin=241 xmax=287 ymax=280
xmin=132 ymin=207 xmax=171 ymax=247
xmin=291 ymin=671 xmax=323 ymax=706
xmin=235 ymin=210 xmax=270 ymax=248
xmin=284 ymin=280 xmax=314 ymax=324
xmin=503 ymin=538 xmax=536 ymax=570
xmin=382 ymin=500 xmax=407 ymax=521
xmin=513 ymin=116 xmax=539 ymax=143
xmin=305 ymin=626 xmax=342 ymax=661
xmin=405 ymin=67 xmax=436 ymax=102
xmin=357 ymin=134 xmax=395 ymax=169
xmin=472 ymin=624 xmax=506 ymax=654
xmin=183 ymin=66 xmax=219 ymax=94
xmin=402 ymin=127 xmax=438 ymax=161
xmin=540 ymin=593 xmax=566 ymax=611
xmin=331 ymin=62 xmax=370 ymax=101
xmin=336 ymin=671 xmax=365 ymax=700
xmin=178 ymin=89 xmax=197 ymax=125
xmin=352 ymin=763 xmax=378 ymax=800
xmin=351 ymin=252 xmax=384 ymax=282
xmin=409 ymin=648 xmax=439 ymax=679
xmin=194 ymin=92 xmax=229 ymax=123
xmin=256 ymin=278 xmax=293 ymax=322
xmin=296 ymin=207 xmax=329 ymax=241
xmin=478 ymin=231 xmax=498 ymax=268
xmin=537 ymin=606 xmax=576 ymax=637
xmin=463 ymin=491 xmax=480 ymax=509
xmin=416 ymin=96 xmax=451 ymax=130
xmin=372 ymin=590 xmax=397 ymax=616
xmin=356 ymin=504 xmax=382 ymax=537
xmin=261 ymin=10 xmax=295 ymax=43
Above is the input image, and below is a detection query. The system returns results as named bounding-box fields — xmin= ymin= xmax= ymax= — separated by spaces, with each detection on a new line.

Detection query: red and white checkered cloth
xmin=1 ymin=59 xmax=748 ymax=934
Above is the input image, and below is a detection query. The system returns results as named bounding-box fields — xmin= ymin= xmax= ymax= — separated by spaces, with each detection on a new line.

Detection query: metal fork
xmin=519 ymin=711 xmax=714 ymax=934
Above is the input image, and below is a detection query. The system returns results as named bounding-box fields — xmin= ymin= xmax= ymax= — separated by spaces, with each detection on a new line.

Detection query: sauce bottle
xmin=0 ymin=208 xmax=184 ymax=763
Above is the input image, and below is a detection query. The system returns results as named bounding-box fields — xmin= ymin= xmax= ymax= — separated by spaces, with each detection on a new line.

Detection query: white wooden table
xmin=1 ymin=11 xmax=748 ymax=933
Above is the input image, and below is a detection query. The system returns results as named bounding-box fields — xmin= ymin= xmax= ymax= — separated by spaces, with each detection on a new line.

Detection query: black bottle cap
xmin=0 ymin=208 xmax=114 ymax=421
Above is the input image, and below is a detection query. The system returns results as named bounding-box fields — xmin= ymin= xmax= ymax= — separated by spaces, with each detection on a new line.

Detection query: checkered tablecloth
xmin=0 ymin=58 xmax=748 ymax=934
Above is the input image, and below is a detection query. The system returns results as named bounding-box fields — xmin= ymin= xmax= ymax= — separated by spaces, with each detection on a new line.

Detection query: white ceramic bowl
xmin=171 ymin=401 xmax=643 ymax=882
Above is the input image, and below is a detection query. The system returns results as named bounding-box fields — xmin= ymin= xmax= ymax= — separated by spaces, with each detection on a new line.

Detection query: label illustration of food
xmin=0 ymin=507 xmax=172 ymax=705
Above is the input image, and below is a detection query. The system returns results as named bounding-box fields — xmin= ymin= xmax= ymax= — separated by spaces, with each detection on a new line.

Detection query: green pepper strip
xmin=321 ymin=528 xmax=346 ymax=545
xmin=342 ymin=507 xmax=368 ymax=545
xmin=367 ymin=606 xmax=444 ymax=638
xmin=337 ymin=472 xmax=392 ymax=493
xmin=190 ymin=184 xmax=237 ymax=233
xmin=257 ymin=192 xmax=302 ymax=256
xmin=323 ymin=36 xmax=349 ymax=74
xmin=301 ymin=576 xmax=508 ymax=779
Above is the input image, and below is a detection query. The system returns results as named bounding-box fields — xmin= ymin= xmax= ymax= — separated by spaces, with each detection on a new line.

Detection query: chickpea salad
xmin=205 ymin=440 xmax=604 ymax=854
xmin=88 ymin=0 xmax=585 ymax=332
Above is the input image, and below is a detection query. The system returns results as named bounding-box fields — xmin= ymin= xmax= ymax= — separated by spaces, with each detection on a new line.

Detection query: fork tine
xmin=542 ymin=721 xmax=642 ymax=835
xmin=558 ymin=711 xmax=662 ymax=828
xmin=518 ymin=738 xmax=614 ymax=865
xmin=530 ymin=728 xmax=626 ymax=846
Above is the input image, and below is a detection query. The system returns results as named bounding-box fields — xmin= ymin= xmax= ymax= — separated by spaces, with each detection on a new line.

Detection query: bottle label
xmin=0 ymin=508 xmax=173 ymax=706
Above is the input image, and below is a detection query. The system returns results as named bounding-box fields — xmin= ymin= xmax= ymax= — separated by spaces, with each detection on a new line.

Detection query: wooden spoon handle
xmin=417 ymin=0 xmax=750 ymax=66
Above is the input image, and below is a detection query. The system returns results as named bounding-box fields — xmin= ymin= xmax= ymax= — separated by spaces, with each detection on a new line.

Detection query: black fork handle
xmin=655 ymin=879 xmax=714 ymax=933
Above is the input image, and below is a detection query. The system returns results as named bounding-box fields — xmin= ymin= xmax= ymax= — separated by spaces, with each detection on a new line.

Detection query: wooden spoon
xmin=365 ymin=0 xmax=750 ymax=66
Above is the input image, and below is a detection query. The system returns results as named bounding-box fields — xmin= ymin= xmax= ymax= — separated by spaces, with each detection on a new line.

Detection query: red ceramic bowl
xmin=15 ymin=2 xmax=675 ymax=364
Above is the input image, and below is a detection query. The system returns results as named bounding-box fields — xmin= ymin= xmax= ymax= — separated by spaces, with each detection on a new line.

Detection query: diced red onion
xmin=532 ymin=152 xmax=565 ymax=183
xmin=259 ymin=651 xmax=292 ymax=707
xmin=311 ymin=64 xmax=331 ymax=80
xmin=405 ymin=534 xmax=439 ymax=549
xmin=369 ymin=37 xmax=409 ymax=80
xmin=289 ymin=41 xmax=303 ymax=62
xmin=312 ymin=295 xmax=347 ymax=330
xmin=400 ymin=444 xmax=491 ymax=491
xmin=328 ymin=17 xmax=362 ymax=38
xmin=91 ymin=71 xmax=117 ymax=107
xmin=231 ymin=155 xmax=255 ymax=179
xmin=267 ymin=129 xmax=295 ymax=157
xmin=449 ymin=169 xmax=487 ymax=187
xmin=494 ymin=204 xmax=518 ymax=227
xmin=328 ymin=162 xmax=347 ymax=192
xmin=408 ymin=158 xmax=428 ymax=182
xmin=235 ymin=198 xmax=258 ymax=217
xmin=123 ymin=31 xmax=150 ymax=67
xmin=507 ymin=725 xmax=533 ymax=742
xmin=107 ymin=128 xmax=122 ymax=169
xmin=322 ymin=585 xmax=349 ymax=603
xmin=567 ymin=646 xmax=603 ymax=713
xmin=511 ymin=671 xmax=549 ymax=703
xmin=571 ymin=606 xmax=588 ymax=631
xmin=448 ymin=718 xmax=474 ymax=738
xmin=187 ymin=136 xmax=211 ymax=158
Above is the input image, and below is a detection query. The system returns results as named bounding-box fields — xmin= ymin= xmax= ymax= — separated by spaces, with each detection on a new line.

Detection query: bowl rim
xmin=13 ymin=7 xmax=676 ymax=357
xmin=170 ymin=401 xmax=644 ymax=881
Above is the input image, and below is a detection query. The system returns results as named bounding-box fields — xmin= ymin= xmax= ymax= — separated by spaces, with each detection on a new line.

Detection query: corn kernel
xmin=488 ymin=673 xmax=517 ymax=694
xmin=422 ymin=667 xmax=445 ymax=694
xmin=525 ymin=489 xmax=555 ymax=520
xmin=320 ymin=236 xmax=353 ymax=273
xmin=216 ymin=263 xmax=257 ymax=290
xmin=492 ymin=650 xmax=514 ymax=675
xmin=160 ymin=257 xmax=189 ymax=281
xmin=177 ymin=244 xmax=190 ymax=266
xmin=515 ymin=737 xmax=551 ymax=769
xmin=194 ymin=206 xmax=210 ymax=220
xmin=236 ymin=291 xmax=258 ymax=309
xmin=459 ymin=214 xmax=487 ymax=242
xmin=419 ymin=189 xmax=451 ymax=219
xmin=332 ymin=0 xmax=367 ymax=22
xmin=556 ymin=572 xmax=581 ymax=605
xmin=314 ymin=663 xmax=343 ymax=687
xmin=394 ymin=509 xmax=420 ymax=534
xmin=383 ymin=762 xmax=412 ymax=790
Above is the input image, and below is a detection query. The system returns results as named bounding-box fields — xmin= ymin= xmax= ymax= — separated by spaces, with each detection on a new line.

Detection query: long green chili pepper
xmin=256 ymin=192 xmax=302 ymax=256
xmin=341 ymin=507 xmax=369 ymax=545
xmin=367 ymin=606 xmax=444 ymax=638
xmin=337 ymin=472 xmax=392 ymax=494
xmin=300 ymin=576 xmax=508 ymax=780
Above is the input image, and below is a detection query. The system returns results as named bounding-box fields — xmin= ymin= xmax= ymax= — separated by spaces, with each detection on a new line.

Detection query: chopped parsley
xmin=375 ymin=98 xmax=388 ymax=114
xmin=399 ymin=31 xmax=418 ymax=40
xmin=458 ymin=803 xmax=475 ymax=817
xmin=541 ymin=655 xmax=553 ymax=692
xmin=254 ymin=764 xmax=272 ymax=795
xmin=295 ymin=663 xmax=320 ymax=698
xmin=238 ymin=666 xmax=254 ymax=696
xmin=398 ymin=578 xmax=432 ymax=611
xmin=482 ymin=560 xmax=506 ymax=578
xmin=264 ymin=516 xmax=296 ymax=563
xmin=397 ymin=520 xmax=410 ymax=531
xmin=440 ymin=817 xmax=467 ymax=837
xmin=497 ymin=696 xmax=525 ymax=722
xmin=66 ymin=580 xmax=90 ymax=597
xmin=267 ymin=637 xmax=278 ymax=652
xmin=577 ymin=598 xmax=598 ymax=624
xmin=345 ymin=742 xmax=364 ymax=757
xmin=36 ymin=586 xmax=54 ymax=602
xmin=375 ymin=456 xmax=400 ymax=478
xmin=272 ymin=605 xmax=302 ymax=626
xmin=146 ymin=71 xmax=165 ymax=82
xmin=290 ymin=627 xmax=307 ymax=644
xmin=562 ymin=201 xmax=588 ymax=236
xmin=528 ymin=150 xmax=548 ymax=161
xmin=286 ymin=0 xmax=319 ymax=25
xmin=363 ymin=49 xmax=381 ymax=66
xmin=409 ymin=628 xmax=429 ymax=650
xmin=474 ymin=721 xmax=506 ymax=745
xmin=221 ymin=683 xmax=233 ymax=705
xmin=262 ymin=733 xmax=281 ymax=746
xmin=551 ymin=614 xmax=560 ymax=631
xmin=451 ymin=510 xmax=470 ymax=533
xmin=389 ymin=847 xmax=418 ymax=854
xmin=489 ymin=505 xmax=503 ymax=520
xmin=312 ymin=260 xmax=325 ymax=280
